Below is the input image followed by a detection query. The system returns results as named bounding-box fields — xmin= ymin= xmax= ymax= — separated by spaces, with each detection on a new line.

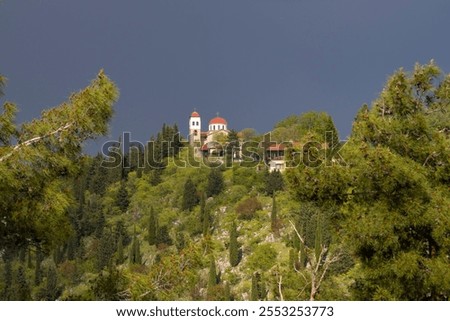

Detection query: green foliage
xmin=229 ymin=222 xmax=241 ymax=267
xmin=271 ymin=195 xmax=279 ymax=233
xmin=36 ymin=266 xmax=62 ymax=300
xmin=116 ymin=181 xmax=130 ymax=213
xmin=272 ymin=111 xmax=339 ymax=143
xmin=341 ymin=62 xmax=450 ymax=300
xmin=0 ymin=70 xmax=118 ymax=252
xmin=91 ymin=266 xmax=127 ymax=300
xmin=251 ymin=272 xmax=266 ymax=301
xmin=129 ymin=233 xmax=142 ymax=265
xmin=96 ymin=231 xmax=116 ymax=271
xmin=147 ymin=207 xmax=158 ymax=246
xmin=181 ymin=177 xmax=199 ymax=211
xmin=15 ymin=265 xmax=31 ymax=300
xmin=247 ymin=243 xmax=277 ymax=271
xmin=264 ymin=170 xmax=284 ymax=196
xmin=206 ymin=168 xmax=224 ymax=197
xmin=236 ymin=197 xmax=262 ymax=220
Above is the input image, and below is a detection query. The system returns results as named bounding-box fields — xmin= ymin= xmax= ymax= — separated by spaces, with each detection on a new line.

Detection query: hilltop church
xmin=188 ymin=110 xmax=286 ymax=172
xmin=188 ymin=110 xmax=230 ymax=155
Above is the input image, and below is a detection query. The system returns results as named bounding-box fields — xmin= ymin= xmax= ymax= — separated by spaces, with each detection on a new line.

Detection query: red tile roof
xmin=209 ymin=116 xmax=227 ymax=125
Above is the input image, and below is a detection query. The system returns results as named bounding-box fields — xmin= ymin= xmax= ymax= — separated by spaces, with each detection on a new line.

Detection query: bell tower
xmin=189 ymin=109 xmax=201 ymax=145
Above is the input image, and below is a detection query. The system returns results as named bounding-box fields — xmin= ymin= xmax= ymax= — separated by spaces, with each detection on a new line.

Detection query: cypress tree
xmin=181 ymin=177 xmax=199 ymax=211
xmin=206 ymin=168 xmax=224 ymax=197
xmin=38 ymin=266 xmax=61 ymax=301
xmin=1 ymin=257 xmax=12 ymax=300
xmin=271 ymin=194 xmax=278 ymax=233
xmin=251 ymin=272 xmax=265 ymax=301
xmin=156 ymin=225 xmax=172 ymax=246
xmin=148 ymin=206 xmax=158 ymax=246
xmin=116 ymin=181 xmax=130 ymax=213
xmin=15 ymin=265 xmax=31 ymax=300
xmin=229 ymin=222 xmax=240 ymax=267
xmin=129 ymin=231 xmax=142 ymax=265
xmin=251 ymin=272 xmax=260 ymax=301
xmin=208 ymin=258 xmax=218 ymax=289
xmin=265 ymin=170 xmax=284 ymax=196
xmin=97 ymin=231 xmax=115 ymax=271
xmin=202 ymin=208 xmax=210 ymax=237
xmin=314 ymin=214 xmax=323 ymax=262
xmin=117 ymin=234 xmax=124 ymax=264
xmin=34 ymin=249 xmax=43 ymax=286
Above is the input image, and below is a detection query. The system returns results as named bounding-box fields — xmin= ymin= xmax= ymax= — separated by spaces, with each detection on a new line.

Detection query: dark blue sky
xmin=1 ymin=0 xmax=450 ymax=151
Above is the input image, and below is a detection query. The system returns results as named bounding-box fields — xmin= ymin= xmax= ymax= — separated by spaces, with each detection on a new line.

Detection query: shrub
xmin=236 ymin=197 xmax=262 ymax=220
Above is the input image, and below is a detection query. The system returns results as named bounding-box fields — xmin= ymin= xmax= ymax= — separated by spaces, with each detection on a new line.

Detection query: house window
xmin=196 ymin=121 xmax=199 ymax=126
xmin=194 ymin=130 xmax=198 ymax=136
xmin=213 ymin=125 xmax=216 ymax=130
xmin=192 ymin=121 xmax=195 ymax=126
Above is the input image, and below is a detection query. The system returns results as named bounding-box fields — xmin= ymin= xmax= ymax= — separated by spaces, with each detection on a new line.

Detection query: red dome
xmin=209 ymin=116 xmax=227 ymax=125
xmin=191 ymin=111 xmax=200 ymax=117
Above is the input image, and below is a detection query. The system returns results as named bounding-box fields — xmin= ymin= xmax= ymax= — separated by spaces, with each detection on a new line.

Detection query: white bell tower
xmin=189 ymin=110 xmax=201 ymax=145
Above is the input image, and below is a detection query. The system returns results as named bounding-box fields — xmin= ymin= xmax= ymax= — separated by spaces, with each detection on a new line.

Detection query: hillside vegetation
xmin=0 ymin=62 xmax=449 ymax=300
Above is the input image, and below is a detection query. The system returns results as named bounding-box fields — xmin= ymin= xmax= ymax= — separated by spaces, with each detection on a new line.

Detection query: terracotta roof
xmin=201 ymin=144 xmax=209 ymax=151
xmin=267 ymin=144 xmax=286 ymax=151
xmin=191 ymin=111 xmax=200 ymax=117
xmin=209 ymin=116 xmax=227 ymax=125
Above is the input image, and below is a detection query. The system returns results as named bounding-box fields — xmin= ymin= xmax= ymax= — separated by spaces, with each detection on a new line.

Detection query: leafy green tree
xmin=0 ymin=71 xmax=118 ymax=252
xmin=206 ymin=168 xmax=224 ymax=197
xmin=181 ymin=177 xmax=199 ymax=211
xmin=229 ymin=222 xmax=240 ymax=267
xmin=272 ymin=111 xmax=338 ymax=143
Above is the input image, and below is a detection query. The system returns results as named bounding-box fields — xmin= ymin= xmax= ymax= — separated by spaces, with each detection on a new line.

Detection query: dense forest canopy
xmin=0 ymin=62 xmax=449 ymax=301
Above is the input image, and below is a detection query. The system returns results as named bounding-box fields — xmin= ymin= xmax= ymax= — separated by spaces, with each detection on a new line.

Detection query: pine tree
xmin=147 ymin=207 xmax=158 ymax=246
xmin=181 ymin=177 xmax=199 ymax=211
xmin=229 ymin=222 xmax=240 ymax=267
xmin=206 ymin=168 xmax=224 ymax=197
xmin=0 ymin=71 xmax=118 ymax=252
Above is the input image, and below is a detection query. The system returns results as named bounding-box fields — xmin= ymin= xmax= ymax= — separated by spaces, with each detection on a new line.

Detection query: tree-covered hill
xmin=0 ymin=62 xmax=448 ymax=300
